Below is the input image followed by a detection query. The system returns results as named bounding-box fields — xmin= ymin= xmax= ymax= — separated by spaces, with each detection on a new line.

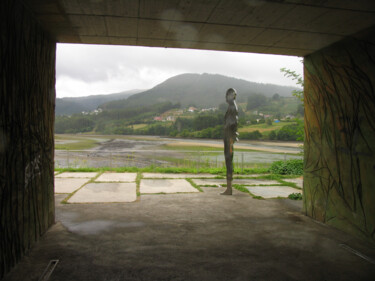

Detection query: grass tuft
xmin=186 ymin=178 xmax=203 ymax=192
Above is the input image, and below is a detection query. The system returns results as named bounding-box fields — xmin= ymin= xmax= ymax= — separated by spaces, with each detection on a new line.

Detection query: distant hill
xmin=100 ymin=73 xmax=300 ymax=110
xmin=56 ymin=89 xmax=144 ymax=115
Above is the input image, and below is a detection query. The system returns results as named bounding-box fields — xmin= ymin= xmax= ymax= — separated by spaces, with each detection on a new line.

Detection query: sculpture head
xmin=226 ymin=88 xmax=237 ymax=104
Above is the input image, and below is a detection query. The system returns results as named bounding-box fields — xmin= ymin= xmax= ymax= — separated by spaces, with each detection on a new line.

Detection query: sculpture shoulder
xmin=225 ymin=103 xmax=238 ymax=115
xmin=225 ymin=103 xmax=238 ymax=120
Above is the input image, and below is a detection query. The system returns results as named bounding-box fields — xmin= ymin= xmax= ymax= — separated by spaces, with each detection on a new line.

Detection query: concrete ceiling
xmin=25 ymin=0 xmax=375 ymax=56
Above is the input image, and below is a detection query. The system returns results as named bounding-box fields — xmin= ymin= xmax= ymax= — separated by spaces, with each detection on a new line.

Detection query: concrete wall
xmin=303 ymin=30 xmax=375 ymax=243
xmin=0 ymin=1 xmax=56 ymax=277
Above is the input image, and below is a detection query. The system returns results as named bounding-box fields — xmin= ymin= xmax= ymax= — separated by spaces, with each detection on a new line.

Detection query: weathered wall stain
xmin=0 ymin=0 xmax=55 ymax=277
xmin=304 ymin=33 xmax=375 ymax=243
xmin=25 ymin=155 xmax=42 ymax=188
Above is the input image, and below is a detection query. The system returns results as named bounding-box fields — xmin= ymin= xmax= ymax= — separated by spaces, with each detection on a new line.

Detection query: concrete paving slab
xmin=246 ymin=186 xmax=301 ymax=198
xmin=95 ymin=172 xmax=137 ymax=182
xmin=68 ymin=182 xmax=136 ymax=203
xmin=55 ymin=172 xmax=98 ymax=178
xmin=283 ymin=178 xmax=303 ymax=188
xmin=142 ymin=173 xmax=218 ymax=179
xmin=192 ymin=178 xmax=279 ymax=186
xmin=140 ymin=179 xmax=199 ymax=193
xmin=55 ymin=178 xmax=89 ymax=193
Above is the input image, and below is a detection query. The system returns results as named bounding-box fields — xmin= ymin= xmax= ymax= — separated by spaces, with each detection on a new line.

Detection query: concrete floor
xmin=3 ymin=187 xmax=375 ymax=281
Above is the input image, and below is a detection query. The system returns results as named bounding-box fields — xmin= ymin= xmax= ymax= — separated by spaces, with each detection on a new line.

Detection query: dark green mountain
xmin=100 ymin=73 xmax=300 ymax=110
xmin=56 ymin=89 xmax=144 ymax=115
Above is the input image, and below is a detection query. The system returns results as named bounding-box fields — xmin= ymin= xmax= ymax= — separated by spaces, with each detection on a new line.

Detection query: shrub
xmin=269 ymin=130 xmax=276 ymax=140
xmin=288 ymin=193 xmax=302 ymax=200
xmin=270 ymin=159 xmax=303 ymax=175
xmin=276 ymin=120 xmax=304 ymax=141
xmin=240 ymin=130 xmax=262 ymax=140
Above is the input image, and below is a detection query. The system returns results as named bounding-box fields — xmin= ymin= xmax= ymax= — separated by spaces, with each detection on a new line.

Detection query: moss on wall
xmin=0 ymin=1 xmax=56 ymax=277
xmin=304 ymin=32 xmax=375 ymax=243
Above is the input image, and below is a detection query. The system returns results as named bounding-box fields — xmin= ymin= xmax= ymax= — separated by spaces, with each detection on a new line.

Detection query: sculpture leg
xmin=221 ymin=138 xmax=233 ymax=195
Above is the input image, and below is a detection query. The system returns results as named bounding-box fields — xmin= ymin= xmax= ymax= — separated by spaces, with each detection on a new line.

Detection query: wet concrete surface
xmin=3 ymin=188 xmax=375 ymax=281
xmin=68 ymin=182 xmax=137 ymax=203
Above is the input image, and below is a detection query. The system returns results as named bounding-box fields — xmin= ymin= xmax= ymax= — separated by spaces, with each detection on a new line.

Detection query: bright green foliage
xmin=280 ymin=67 xmax=304 ymax=102
xmin=276 ymin=119 xmax=304 ymax=141
xmin=270 ymin=159 xmax=303 ymax=175
xmin=288 ymin=193 xmax=303 ymax=200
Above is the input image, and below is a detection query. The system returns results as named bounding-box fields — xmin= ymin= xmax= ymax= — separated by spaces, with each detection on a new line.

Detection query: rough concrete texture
xmin=142 ymin=173 xmax=218 ymax=178
xmin=27 ymin=1 xmax=375 ymax=57
xmin=192 ymin=178 xmax=279 ymax=186
xmin=54 ymin=178 xmax=89 ymax=193
xmin=3 ymin=187 xmax=375 ymax=281
xmin=140 ymin=179 xmax=199 ymax=194
xmin=283 ymin=178 xmax=303 ymax=188
xmin=0 ymin=1 xmax=56 ymax=277
xmin=247 ymin=186 xmax=302 ymax=199
xmin=55 ymin=172 xmax=98 ymax=178
xmin=304 ymin=34 xmax=375 ymax=243
xmin=95 ymin=172 xmax=137 ymax=182
xmin=68 ymin=183 xmax=137 ymax=203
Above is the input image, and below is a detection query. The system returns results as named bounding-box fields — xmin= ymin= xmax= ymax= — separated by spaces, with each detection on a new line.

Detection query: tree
xmin=280 ymin=67 xmax=304 ymax=102
xmin=269 ymin=130 xmax=276 ymax=140
xmin=246 ymin=94 xmax=268 ymax=110
xmin=266 ymin=119 xmax=272 ymax=126
xmin=272 ymin=93 xmax=280 ymax=101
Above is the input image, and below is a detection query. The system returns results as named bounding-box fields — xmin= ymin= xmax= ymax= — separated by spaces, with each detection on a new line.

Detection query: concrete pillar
xmin=303 ymin=28 xmax=375 ymax=243
xmin=0 ymin=1 xmax=56 ymax=277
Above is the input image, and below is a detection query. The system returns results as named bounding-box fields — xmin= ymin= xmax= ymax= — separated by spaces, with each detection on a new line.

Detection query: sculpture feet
xmin=220 ymin=188 xmax=232 ymax=195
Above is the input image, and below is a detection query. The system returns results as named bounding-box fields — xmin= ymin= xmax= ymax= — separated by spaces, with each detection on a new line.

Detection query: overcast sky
xmin=56 ymin=43 xmax=303 ymax=98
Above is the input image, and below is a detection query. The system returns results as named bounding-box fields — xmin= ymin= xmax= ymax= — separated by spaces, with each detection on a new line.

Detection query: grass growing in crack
xmin=55 ymin=166 xmax=270 ymax=175
xmin=136 ymin=172 xmax=142 ymax=197
xmin=186 ymin=178 xmax=203 ymax=192
xmin=60 ymin=172 xmax=103 ymax=204
xmin=233 ymin=184 xmax=264 ymax=200
xmin=278 ymin=180 xmax=301 ymax=190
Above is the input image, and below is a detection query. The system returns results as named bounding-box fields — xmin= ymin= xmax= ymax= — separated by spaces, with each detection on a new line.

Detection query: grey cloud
xmin=56 ymin=43 xmax=303 ymax=98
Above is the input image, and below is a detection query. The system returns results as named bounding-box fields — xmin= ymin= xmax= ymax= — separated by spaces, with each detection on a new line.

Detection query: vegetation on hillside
xmin=55 ymin=72 xmax=304 ymax=141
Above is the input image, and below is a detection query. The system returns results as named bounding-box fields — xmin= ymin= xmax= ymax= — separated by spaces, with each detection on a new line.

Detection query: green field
xmin=55 ymin=134 xmax=106 ymax=150
xmin=239 ymin=121 xmax=296 ymax=136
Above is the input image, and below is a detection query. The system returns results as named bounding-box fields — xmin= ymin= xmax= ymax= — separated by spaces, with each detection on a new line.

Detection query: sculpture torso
xmin=224 ymin=101 xmax=238 ymax=142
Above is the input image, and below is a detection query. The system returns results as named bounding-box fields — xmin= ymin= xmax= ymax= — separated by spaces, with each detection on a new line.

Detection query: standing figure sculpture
xmin=221 ymin=88 xmax=239 ymax=195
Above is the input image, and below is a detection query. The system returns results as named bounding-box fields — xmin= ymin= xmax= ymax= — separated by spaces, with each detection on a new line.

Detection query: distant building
xmin=153 ymin=116 xmax=163 ymax=121
xmin=90 ymin=108 xmax=102 ymax=115
xmin=188 ymin=107 xmax=197 ymax=112
xmin=201 ymin=107 xmax=217 ymax=112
